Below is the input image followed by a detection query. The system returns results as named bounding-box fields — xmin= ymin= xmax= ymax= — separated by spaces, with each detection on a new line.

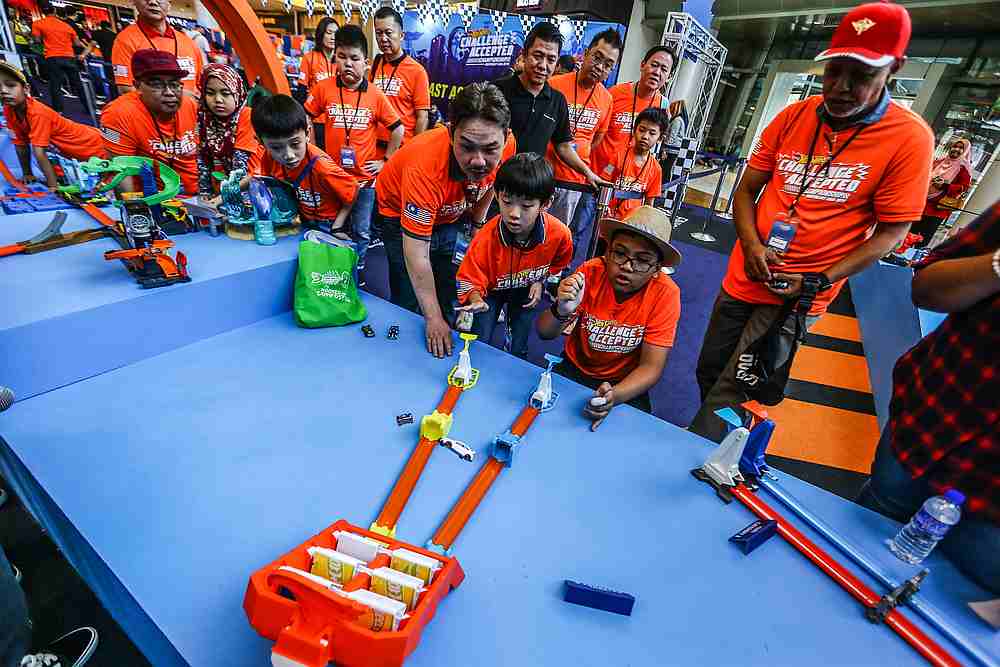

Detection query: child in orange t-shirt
xmin=607 ymin=107 xmax=665 ymax=220
xmin=196 ymin=64 xmax=263 ymax=202
xmin=456 ymin=154 xmax=573 ymax=359
xmin=537 ymin=206 xmax=682 ymax=429
xmin=0 ymin=61 xmax=106 ymax=189
xmin=250 ymin=94 xmax=357 ymax=233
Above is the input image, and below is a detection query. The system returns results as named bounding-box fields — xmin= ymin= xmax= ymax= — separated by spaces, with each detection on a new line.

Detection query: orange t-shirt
xmin=723 ymin=95 xmax=934 ymax=315
xmin=257 ymin=143 xmax=358 ymax=223
xmin=304 ymin=77 xmax=401 ymax=183
xmin=591 ymin=82 xmax=662 ymax=179
xmin=100 ymin=91 xmax=199 ymax=195
xmin=370 ymin=54 xmax=431 ymax=143
xmin=31 ymin=16 xmax=76 ymax=59
xmin=545 ymin=72 xmax=612 ymax=186
xmin=5 ymin=97 xmax=106 ymax=160
xmin=111 ymin=22 xmax=202 ymax=93
xmin=456 ymin=212 xmax=573 ymax=302
xmin=376 ymin=126 xmax=517 ymax=239
xmin=564 ymin=257 xmax=681 ymax=383
xmin=298 ymin=50 xmax=337 ymax=92
xmin=606 ymin=152 xmax=662 ymax=220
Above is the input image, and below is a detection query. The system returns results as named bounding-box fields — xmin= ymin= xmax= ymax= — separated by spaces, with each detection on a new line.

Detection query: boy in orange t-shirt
xmin=251 ymin=95 xmax=357 ymax=233
xmin=305 ymin=24 xmax=402 ymax=273
xmin=456 ymin=154 xmax=573 ymax=359
xmin=0 ymin=62 xmax=106 ymax=189
xmin=537 ymin=206 xmax=681 ymax=429
xmin=606 ymin=107 xmax=665 ymax=220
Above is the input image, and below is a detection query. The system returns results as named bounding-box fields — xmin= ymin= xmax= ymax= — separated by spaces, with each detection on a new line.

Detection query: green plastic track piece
xmin=58 ymin=156 xmax=181 ymax=207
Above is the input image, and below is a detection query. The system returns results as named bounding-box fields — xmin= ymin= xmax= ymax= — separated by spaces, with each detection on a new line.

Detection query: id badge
xmin=766 ymin=214 xmax=797 ymax=253
xmin=340 ymin=147 xmax=356 ymax=169
xmin=453 ymin=224 xmax=472 ymax=266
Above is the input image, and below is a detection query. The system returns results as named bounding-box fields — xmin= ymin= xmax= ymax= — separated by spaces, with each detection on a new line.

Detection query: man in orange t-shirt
xmin=590 ymin=45 xmax=673 ymax=180
xmin=101 ymin=50 xmax=200 ymax=195
xmin=690 ymin=2 xmax=934 ymax=442
xmin=1 ymin=62 xmax=106 ymax=190
xmin=537 ymin=206 xmax=682 ymax=430
xmin=370 ymin=7 xmax=431 ymax=157
xmin=305 ymin=25 xmax=402 ymax=273
xmin=606 ymin=107 xmax=665 ymax=220
xmin=111 ymin=0 xmax=202 ymax=96
xmin=546 ymin=28 xmax=620 ymax=259
xmin=376 ymin=82 xmax=516 ymax=358
xmin=32 ymin=5 xmax=92 ymax=114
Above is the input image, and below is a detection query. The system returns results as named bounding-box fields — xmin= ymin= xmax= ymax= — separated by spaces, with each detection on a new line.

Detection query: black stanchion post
xmin=717 ymin=157 xmax=744 ymax=221
xmin=690 ymin=159 xmax=725 ymax=243
xmin=587 ymin=185 xmax=614 ymax=260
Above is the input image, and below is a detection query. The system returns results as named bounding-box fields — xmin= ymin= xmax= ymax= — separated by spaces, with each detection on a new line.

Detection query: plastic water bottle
xmin=889 ymin=489 xmax=965 ymax=564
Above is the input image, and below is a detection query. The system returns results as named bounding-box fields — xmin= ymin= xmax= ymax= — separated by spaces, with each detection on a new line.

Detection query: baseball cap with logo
xmin=814 ymin=1 xmax=912 ymax=68
xmin=131 ymin=49 xmax=187 ymax=81
xmin=0 ymin=61 xmax=28 ymax=86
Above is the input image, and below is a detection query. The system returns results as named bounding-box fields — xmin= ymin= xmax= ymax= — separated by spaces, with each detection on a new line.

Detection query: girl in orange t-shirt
xmin=196 ymin=64 xmax=263 ymax=202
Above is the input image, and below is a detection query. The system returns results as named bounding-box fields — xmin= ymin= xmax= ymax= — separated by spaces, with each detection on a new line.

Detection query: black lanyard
xmin=618 ymin=153 xmax=652 ymax=191
xmin=571 ymin=71 xmax=597 ymax=136
xmin=140 ymin=23 xmax=178 ymax=57
xmin=337 ymin=83 xmax=364 ymax=146
xmin=284 ymin=154 xmax=319 ymax=215
xmin=617 ymin=84 xmax=656 ymax=178
xmin=317 ymin=51 xmax=335 ymax=81
xmin=790 ymin=120 xmax=865 ymax=215
xmin=146 ymin=105 xmax=178 ymax=168
xmin=375 ymin=55 xmax=405 ymax=97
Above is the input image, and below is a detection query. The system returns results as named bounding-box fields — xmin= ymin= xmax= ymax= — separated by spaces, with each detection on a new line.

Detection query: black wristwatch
xmin=802 ymin=272 xmax=833 ymax=293
xmin=550 ymin=303 xmax=575 ymax=323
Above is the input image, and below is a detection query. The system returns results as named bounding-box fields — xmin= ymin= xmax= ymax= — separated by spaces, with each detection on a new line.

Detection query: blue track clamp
xmin=563 ymin=580 xmax=635 ymax=616
xmin=423 ymin=541 xmax=451 ymax=557
xmin=491 ymin=430 xmax=521 ymax=468
xmin=715 ymin=407 xmax=744 ymax=431
xmin=740 ymin=418 xmax=775 ymax=479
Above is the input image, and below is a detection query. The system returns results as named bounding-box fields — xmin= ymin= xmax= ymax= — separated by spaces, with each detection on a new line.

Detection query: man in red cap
xmin=100 ymin=50 xmax=199 ymax=195
xmin=690 ymin=1 xmax=935 ymax=441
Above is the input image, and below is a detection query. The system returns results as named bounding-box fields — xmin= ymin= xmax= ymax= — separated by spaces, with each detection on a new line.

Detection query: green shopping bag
xmin=293 ymin=240 xmax=367 ymax=327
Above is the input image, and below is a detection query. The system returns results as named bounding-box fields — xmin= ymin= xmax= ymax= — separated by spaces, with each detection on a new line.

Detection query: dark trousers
xmin=910 ymin=214 xmax=946 ymax=249
xmin=382 ymin=217 xmax=459 ymax=324
xmin=0 ymin=545 xmax=29 ymax=667
xmin=44 ymin=57 xmax=82 ymax=113
xmin=471 ymin=290 xmax=534 ymax=359
xmin=857 ymin=426 xmax=1000 ymax=594
xmin=553 ymin=358 xmax=652 ymax=414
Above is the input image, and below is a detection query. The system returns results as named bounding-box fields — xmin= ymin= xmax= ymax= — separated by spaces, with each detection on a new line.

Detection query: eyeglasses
xmin=609 ymin=246 xmax=657 ymax=273
xmin=142 ymin=79 xmax=183 ymax=93
xmin=590 ymin=54 xmax=616 ymax=72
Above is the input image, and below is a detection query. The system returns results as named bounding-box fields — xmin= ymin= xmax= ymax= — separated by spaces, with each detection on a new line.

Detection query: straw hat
xmin=0 ymin=61 xmax=28 ymax=86
xmin=599 ymin=205 xmax=682 ymax=268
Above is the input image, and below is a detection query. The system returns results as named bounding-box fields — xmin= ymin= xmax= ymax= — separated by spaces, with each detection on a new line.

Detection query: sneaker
xmin=22 ymin=627 xmax=98 ymax=667
xmin=368 ymin=238 xmax=384 ymax=249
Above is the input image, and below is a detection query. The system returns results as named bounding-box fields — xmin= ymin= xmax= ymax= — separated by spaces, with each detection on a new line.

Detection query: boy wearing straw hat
xmin=537 ymin=205 xmax=681 ymax=430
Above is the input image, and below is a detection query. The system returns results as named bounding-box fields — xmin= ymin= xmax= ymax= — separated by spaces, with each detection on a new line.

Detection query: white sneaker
xmin=22 ymin=627 xmax=98 ymax=667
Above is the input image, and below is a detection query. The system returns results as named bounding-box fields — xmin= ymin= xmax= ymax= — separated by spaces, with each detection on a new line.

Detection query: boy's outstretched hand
xmin=585 ymin=383 xmax=614 ymax=431
xmin=524 ymin=281 xmax=543 ymax=308
xmin=556 ymin=273 xmax=585 ymax=316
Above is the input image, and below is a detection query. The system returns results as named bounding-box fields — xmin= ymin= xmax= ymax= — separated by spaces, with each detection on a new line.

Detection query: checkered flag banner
xmin=323 ymin=0 xmax=335 ymax=14
xmin=519 ymin=13 xmax=538 ymax=35
xmin=455 ymin=1 xmax=478 ymax=29
xmin=283 ymin=0 xmax=292 ymax=12
xmin=488 ymin=9 xmax=506 ymax=33
xmin=259 ymin=0 xmax=267 ymax=7
xmin=338 ymin=0 xmax=352 ymax=21
xmin=360 ymin=0 xmax=379 ymax=26
xmin=392 ymin=0 xmax=407 ymax=15
xmin=305 ymin=0 xmax=315 ymax=16
xmin=573 ymin=19 xmax=587 ymax=46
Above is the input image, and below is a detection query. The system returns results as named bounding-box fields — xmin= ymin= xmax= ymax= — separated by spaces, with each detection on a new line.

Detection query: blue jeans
xmin=0 ymin=545 xmax=29 ymax=667
xmin=382 ymin=217 xmax=459 ymax=324
xmin=857 ymin=426 xmax=1000 ymax=594
xmin=570 ymin=191 xmax=596 ymax=269
xmin=472 ymin=290 xmax=534 ymax=359
xmin=348 ymin=186 xmax=376 ymax=269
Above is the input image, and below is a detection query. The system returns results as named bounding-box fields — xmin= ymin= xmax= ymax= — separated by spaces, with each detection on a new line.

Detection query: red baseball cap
xmin=815 ymin=1 xmax=911 ymax=68
xmin=131 ymin=49 xmax=187 ymax=80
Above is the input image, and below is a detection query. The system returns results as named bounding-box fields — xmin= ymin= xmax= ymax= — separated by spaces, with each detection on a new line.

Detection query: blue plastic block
xmin=740 ymin=419 xmax=775 ymax=479
xmin=715 ymin=407 xmax=744 ymax=430
xmin=2 ymin=199 xmax=36 ymax=215
xmin=729 ymin=519 xmax=778 ymax=554
xmin=3 ymin=185 xmax=24 ymax=196
xmin=563 ymin=580 xmax=635 ymax=616
xmin=27 ymin=183 xmax=49 ymax=193
xmin=490 ymin=430 xmax=521 ymax=468
xmin=29 ymin=197 xmax=72 ymax=212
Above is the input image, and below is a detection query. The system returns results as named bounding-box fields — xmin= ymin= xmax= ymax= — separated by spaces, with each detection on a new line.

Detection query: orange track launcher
xmin=245 ymin=520 xmax=464 ymax=667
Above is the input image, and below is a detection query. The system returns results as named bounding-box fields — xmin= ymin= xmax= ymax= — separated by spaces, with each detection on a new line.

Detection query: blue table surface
xmin=1 ymin=295 xmax=996 ymax=667
xmin=0 ymin=209 xmax=300 ymax=332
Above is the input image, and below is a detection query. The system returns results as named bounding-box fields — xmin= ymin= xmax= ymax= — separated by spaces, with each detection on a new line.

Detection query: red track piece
xmin=731 ymin=485 xmax=961 ymax=667
xmin=373 ymin=384 xmax=466 ymax=534
xmin=429 ymin=405 xmax=540 ymax=553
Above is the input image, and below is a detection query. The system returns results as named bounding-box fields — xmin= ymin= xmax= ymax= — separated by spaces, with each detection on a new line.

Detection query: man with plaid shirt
xmin=858 ymin=199 xmax=1000 ymax=595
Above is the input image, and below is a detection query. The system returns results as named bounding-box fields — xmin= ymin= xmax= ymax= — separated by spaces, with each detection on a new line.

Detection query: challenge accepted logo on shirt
xmin=496 ymin=265 xmax=551 ymax=290
xmin=776 ymin=152 xmax=871 ymax=204
xmin=149 ymin=130 xmax=197 ymax=156
xmin=374 ymin=76 xmax=402 ymax=97
xmin=297 ymin=187 xmax=323 ymax=209
xmin=328 ymin=104 xmax=373 ymax=130
xmin=583 ymin=314 xmax=646 ymax=354
xmin=613 ymin=111 xmax=636 ymax=134
xmin=570 ymin=105 xmax=600 ymax=133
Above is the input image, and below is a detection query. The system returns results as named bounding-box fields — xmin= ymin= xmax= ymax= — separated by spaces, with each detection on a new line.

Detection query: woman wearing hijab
xmin=912 ymin=137 xmax=974 ymax=248
xmin=196 ymin=64 xmax=263 ymax=204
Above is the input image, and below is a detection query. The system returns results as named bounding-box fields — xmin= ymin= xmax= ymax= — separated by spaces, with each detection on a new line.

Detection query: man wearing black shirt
xmin=493 ymin=22 xmax=605 ymax=191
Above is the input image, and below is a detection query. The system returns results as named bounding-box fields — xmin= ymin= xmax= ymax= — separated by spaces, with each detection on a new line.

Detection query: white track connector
xmin=701 ymin=426 xmax=750 ymax=488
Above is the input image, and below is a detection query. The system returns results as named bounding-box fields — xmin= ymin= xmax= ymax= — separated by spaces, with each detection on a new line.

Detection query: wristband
xmin=992 ymin=248 xmax=1000 ymax=280
xmin=550 ymin=303 xmax=575 ymax=323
